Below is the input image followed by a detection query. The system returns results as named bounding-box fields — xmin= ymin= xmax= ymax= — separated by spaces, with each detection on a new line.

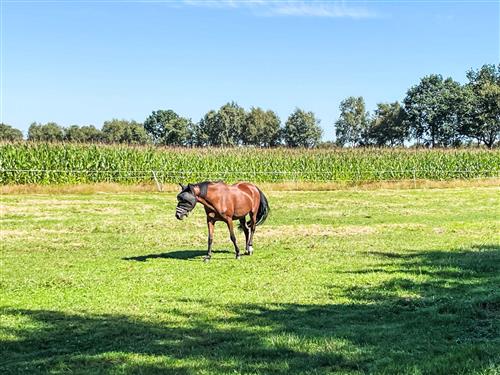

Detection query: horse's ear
xmin=179 ymin=183 xmax=185 ymax=190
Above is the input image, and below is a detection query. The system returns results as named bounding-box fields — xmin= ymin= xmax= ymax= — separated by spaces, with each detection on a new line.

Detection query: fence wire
xmin=1 ymin=168 xmax=499 ymax=189
xmin=0 ymin=169 xmax=497 ymax=174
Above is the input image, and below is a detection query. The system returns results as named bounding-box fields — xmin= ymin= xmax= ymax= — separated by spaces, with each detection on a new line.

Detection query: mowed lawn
xmin=1 ymin=186 xmax=499 ymax=374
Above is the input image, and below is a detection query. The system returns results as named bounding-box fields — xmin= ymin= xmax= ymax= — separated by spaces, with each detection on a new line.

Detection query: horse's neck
xmin=194 ymin=185 xmax=214 ymax=210
xmin=197 ymin=196 xmax=217 ymax=212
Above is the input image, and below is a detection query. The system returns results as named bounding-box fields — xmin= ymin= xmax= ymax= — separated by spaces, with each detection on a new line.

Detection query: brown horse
xmin=175 ymin=181 xmax=269 ymax=260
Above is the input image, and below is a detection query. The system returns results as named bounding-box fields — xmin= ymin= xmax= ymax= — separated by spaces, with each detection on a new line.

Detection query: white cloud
xmin=181 ymin=0 xmax=378 ymax=19
xmin=182 ymin=1 xmax=268 ymax=8
xmin=270 ymin=3 xmax=377 ymax=19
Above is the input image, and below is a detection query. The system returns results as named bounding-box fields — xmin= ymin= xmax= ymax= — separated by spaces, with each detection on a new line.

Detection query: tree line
xmin=1 ymin=64 xmax=498 ymax=148
xmin=336 ymin=64 xmax=499 ymax=148
xmin=0 ymin=106 xmax=323 ymax=148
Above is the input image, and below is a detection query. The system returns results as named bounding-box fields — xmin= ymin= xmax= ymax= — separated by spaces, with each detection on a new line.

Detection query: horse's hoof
xmin=203 ymin=256 xmax=211 ymax=262
xmin=244 ymin=251 xmax=253 ymax=256
xmin=236 ymin=255 xmax=241 ymax=260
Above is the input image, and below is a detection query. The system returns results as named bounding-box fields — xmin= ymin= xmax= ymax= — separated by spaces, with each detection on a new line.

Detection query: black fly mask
xmin=175 ymin=184 xmax=197 ymax=220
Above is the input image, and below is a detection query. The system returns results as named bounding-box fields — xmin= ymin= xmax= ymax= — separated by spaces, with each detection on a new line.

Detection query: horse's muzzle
xmin=175 ymin=205 xmax=189 ymax=220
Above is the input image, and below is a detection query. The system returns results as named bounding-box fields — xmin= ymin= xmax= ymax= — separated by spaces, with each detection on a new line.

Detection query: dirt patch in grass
xmin=259 ymin=179 xmax=500 ymax=191
xmin=0 ymin=229 xmax=26 ymax=238
xmin=261 ymin=224 xmax=376 ymax=238
xmin=1 ymin=178 xmax=498 ymax=194
xmin=1 ymin=228 xmax=77 ymax=238
xmin=377 ymin=223 xmax=427 ymax=230
xmin=0 ymin=183 xmax=159 ymax=194
xmin=69 ymin=207 xmax=123 ymax=215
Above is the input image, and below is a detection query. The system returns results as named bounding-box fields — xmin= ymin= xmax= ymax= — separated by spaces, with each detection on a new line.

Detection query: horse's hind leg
xmin=240 ymin=218 xmax=251 ymax=255
xmin=226 ymin=218 xmax=240 ymax=259
xmin=247 ymin=212 xmax=258 ymax=255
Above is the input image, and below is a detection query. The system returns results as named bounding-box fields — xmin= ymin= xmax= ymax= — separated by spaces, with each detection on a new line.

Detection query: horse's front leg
xmin=226 ymin=218 xmax=240 ymax=259
xmin=205 ymin=217 xmax=215 ymax=261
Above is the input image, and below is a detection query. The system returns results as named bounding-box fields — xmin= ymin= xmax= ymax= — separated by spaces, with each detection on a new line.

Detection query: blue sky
xmin=2 ymin=0 xmax=499 ymax=140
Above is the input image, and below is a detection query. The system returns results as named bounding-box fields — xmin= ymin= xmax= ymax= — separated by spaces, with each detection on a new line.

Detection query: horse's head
xmin=175 ymin=183 xmax=197 ymax=220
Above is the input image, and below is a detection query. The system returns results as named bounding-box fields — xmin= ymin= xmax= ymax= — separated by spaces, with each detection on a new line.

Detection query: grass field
xmin=1 ymin=186 xmax=499 ymax=374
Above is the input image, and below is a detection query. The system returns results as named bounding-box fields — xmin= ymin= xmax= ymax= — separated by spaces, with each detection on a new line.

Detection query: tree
xmin=369 ymin=102 xmax=408 ymax=146
xmin=283 ymin=108 xmax=322 ymax=148
xmin=102 ymin=119 xmax=150 ymax=145
xmin=64 ymin=125 xmax=85 ymax=142
xmin=0 ymin=123 xmax=23 ymax=141
xmin=163 ymin=117 xmax=192 ymax=146
xmin=403 ymin=75 xmax=463 ymax=147
xmin=198 ymin=102 xmax=246 ymax=146
xmin=144 ymin=110 xmax=192 ymax=146
xmin=80 ymin=125 xmax=104 ymax=143
xmin=335 ymin=97 xmax=370 ymax=147
xmin=242 ymin=107 xmax=281 ymax=146
xmin=28 ymin=122 xmax=64 ymax=142
xmin=184 ymin=121 xmax=199 ymax=147
xmin=217 ymin=102 xmax=246 ymax=146
xmin=64 ymin=125 xmax=102 ymax=143
xmin=460 ymin=64 xmax=500 ymax=148
xmin=192 ymin=113 xmax=212 ymax=147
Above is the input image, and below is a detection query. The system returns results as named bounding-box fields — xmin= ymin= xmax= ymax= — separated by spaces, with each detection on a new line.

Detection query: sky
xmin=1 ymin=0 xmax=499 ymax=140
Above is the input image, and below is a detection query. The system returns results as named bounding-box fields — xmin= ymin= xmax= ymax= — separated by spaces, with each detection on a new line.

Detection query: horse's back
xmin=232 ymin=182 xmax=259 ymax=198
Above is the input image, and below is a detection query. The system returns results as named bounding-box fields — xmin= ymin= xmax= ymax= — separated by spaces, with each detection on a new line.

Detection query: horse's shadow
xmin=122 ymin=249 xmax=233 ymax=261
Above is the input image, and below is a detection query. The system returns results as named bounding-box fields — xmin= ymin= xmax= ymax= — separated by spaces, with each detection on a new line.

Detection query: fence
xmin=1 ymin=168 xmax=498 ymax=191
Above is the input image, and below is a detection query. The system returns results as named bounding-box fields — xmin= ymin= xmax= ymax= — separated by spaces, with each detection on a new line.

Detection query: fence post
xmin=152 ymin=171 xmax=163 ymax=192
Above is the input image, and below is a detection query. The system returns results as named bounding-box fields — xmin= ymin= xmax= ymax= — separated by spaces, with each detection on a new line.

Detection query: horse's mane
xmin=194 ymin=181 xmax=211 ymax=198
xmin=193 ymin=180 xmax=225 ymax=198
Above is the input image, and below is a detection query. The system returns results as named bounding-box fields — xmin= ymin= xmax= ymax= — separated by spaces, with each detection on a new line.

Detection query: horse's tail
xmin=237 ymin=188 xmax=269 ymax=231
xmin=255 ymin=188 xmax=269 ymax=226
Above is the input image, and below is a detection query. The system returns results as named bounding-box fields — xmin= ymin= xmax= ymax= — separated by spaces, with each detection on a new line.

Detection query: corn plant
xmin=0 ymin=142 xmax=498 ymax=185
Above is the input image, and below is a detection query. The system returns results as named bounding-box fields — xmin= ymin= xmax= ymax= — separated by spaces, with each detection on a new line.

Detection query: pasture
xmin=1 ymin=186 xmax=499 ymax=374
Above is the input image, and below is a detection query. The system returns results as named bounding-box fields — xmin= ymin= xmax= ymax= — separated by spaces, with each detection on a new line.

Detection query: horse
xmin=175 ymin=181 xmax=269 ymax=260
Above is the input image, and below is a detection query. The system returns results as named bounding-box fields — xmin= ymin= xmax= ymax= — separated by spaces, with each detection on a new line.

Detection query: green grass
xmin=1 ymin=186 xmax=499 ymax=374
xmin=1 ymin=142 xmax=499 ymax=184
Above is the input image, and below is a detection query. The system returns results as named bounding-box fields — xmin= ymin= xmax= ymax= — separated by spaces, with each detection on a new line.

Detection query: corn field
xmin=0 ymin=142 xmax=499 ymax=185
